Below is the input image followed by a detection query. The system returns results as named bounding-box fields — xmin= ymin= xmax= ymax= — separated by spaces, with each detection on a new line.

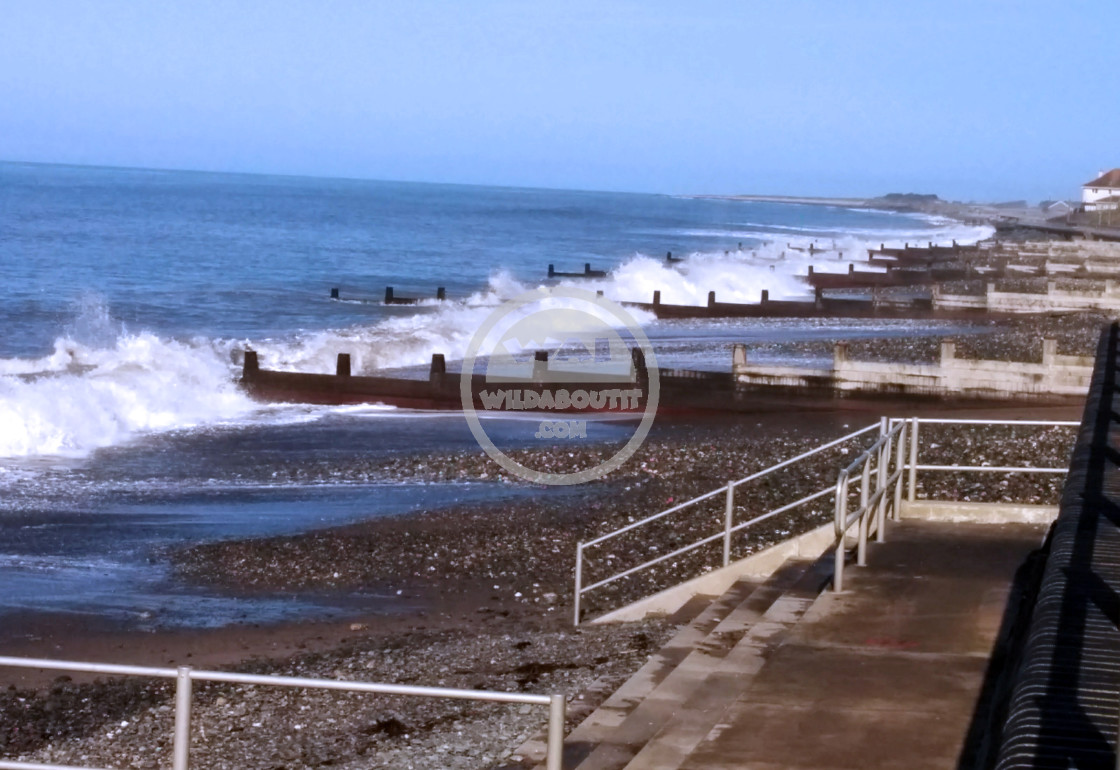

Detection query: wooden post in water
xmin=330 ymin=288 xmax=339 ymax=299
xmin=430 ymin=353 xmax=446 ymax=387
xmin=532 ymin=351 xmax=549 ymax=382
xmin=631 ymin=347 xmax=648 ymax=387
xmin=385 ymin=287 xmax=394 ymax=303
xmin=337 ymin=353 xmax=351 ymax=378
xmin=436 ymin=287 xmax=446 ymax=301
xmin=707 ymin=291 xmax=716 ymax=308
xmin=243 ymin=350 xmax=259 ymax=378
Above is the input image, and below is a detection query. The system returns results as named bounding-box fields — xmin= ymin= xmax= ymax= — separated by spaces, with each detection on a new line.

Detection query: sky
xmin=0 ymin=1 xmax=1117 ymax=202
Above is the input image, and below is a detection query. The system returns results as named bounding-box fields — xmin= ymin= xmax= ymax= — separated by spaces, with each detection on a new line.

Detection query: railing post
xmin=833 ymin=471 xmax=848 ymax=592
xmin=723 ymin=482 xmax=734 ymax=567
xmin=858 ymin=460 xmax=870 ymax=566
xmin=908 ymin=417 xmax=919 ymax=502
xmin=876 ymin=417 xmax=888 ymax=543
xmin=893 ymin=423 xmax=906 ymax=521
xmin=173 ymin=666 xmax=193 ymax=770
xmin=573 ymin=544 xmax=583 ymax=627
xmin=546 ymin=693 xmax=566 ymax=770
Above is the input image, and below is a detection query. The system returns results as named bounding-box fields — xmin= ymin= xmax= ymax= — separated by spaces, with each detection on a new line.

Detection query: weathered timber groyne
xmin=547 ymin=263 xmax=607 ymax=279
xmin=933 ymin=280 xmax=1120 ymax=313
xmin=732 ymin=338 xmax=1091 ymax=401
xmin=240 ymin=350 xmax=651 ymax=411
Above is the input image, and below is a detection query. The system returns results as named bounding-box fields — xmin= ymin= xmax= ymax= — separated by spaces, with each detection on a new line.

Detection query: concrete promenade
xmin=624 ymin=520 xmax=1046 ymax=770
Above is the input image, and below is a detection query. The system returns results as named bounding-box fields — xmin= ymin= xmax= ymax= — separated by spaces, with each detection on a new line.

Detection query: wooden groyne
xmin=240 ymin=349 xmax=652 ymax=411
xmin=322 ymin=239 xmax=1120 ymax=320
xmin=330 ymin=286 xmax=447 ymax=304
xmin=933 ymin=280 xmax=1120 ymax=314
xmin=237 ymin=349 xmax=811 ymax=413
xmin=733 ymin=338 xmax=1090 ymax=401
xmin=547 ymin=263 xmax=607 ymax=279
xmin=622 ymin=290 xmax=1009 ymax=321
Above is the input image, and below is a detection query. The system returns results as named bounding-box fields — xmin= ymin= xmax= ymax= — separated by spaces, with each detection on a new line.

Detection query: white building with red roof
xmin=1083 ymin=169 xmax=1120 ymax=210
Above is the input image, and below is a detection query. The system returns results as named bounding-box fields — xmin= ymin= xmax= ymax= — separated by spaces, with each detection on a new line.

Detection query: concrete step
xmin=620 ymin=556 xmax=834 ymax=770
xmin=565 ymin=558 xmax=820 ymax=770
xmin=675 ymin=520 xmax=1047 ymax=770
xmin=509 ymin=577 xmax=763 ymax=769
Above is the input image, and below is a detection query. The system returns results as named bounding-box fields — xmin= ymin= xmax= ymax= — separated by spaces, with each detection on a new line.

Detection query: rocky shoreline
xmin=0 ymin=409 xmax=1079 ymax=769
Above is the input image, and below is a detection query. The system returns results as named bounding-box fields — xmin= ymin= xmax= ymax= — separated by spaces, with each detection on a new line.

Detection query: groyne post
xmin=430 ymin=353 xmax=446 ymax=386
xmin=707 ymin=291 xmax=716 ymax=309
xmin=732 ymin=344 xmax=747 ymax=368
xmin=532 ymin=351 xmax=549 ymax=382
xmin=1042 ymin=339 xmax=1057 ymax=367
xmin=385 ymin=286 xmax=395 ymax=304
xmin=243 ymin=350 xmax=259 ymax=378
xmin=337 ymin=353 xmax=351 ymax=378
xmin=631 ymin=347 xmax=648 ymax=386
xmin=436 ymin=287 xmax=446 ymax=301
xmin=330 ymin=287 xmax=339 ymax=299
xmin=653 ymin=290 xmax=661 ymax=307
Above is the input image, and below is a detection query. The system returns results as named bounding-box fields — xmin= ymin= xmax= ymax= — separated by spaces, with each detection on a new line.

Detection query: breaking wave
xmin=0 ymin=218 xmax=992 ymax=459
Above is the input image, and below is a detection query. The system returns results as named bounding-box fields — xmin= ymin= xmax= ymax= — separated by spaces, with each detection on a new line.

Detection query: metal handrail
xmin=900 ymin=417 xmax=1077 ymax=505
xmin=579 ymin=423 xmax=879 ymax=550
xmin=834 ymin=416 xmax=1077 ymax=591
xmin=0 ymin=656 xmax=566 ymax=770
xmin=832 ymin=419 xmax=906 ymax=591
xmin=574 ymin=415 xmax=1078 ymax=623
xmin=574 ymin=422 xmax=881 ymax=623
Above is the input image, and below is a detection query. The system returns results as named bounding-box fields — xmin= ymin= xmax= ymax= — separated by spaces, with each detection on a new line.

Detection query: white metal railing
xmin=897 ymin=418 xmax=1077 ymax=503
xmin=0 ymin=657 xmax=566 ymax=770
xmin=576 ymin=416 xmax=1079 ymax=622
xmin=573 ymin=422 xmax=882 ymax=624
xmin=833 ymin=417 xmax=1078 ymax=591
xmin=832 ymin=418 xmax=906 ymax=592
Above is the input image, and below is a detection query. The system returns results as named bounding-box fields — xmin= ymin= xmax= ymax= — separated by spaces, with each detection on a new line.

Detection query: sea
xmin=0 ymin=161 xmax=993 ymax=630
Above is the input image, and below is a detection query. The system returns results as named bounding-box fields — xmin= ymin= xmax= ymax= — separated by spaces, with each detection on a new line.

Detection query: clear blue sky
xmin=1 ymin=1 xmax=1116 ymax=201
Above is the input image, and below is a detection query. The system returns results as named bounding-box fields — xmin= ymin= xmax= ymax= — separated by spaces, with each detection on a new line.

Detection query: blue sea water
xmin=0 ymin=161 xmax=992 ymax=628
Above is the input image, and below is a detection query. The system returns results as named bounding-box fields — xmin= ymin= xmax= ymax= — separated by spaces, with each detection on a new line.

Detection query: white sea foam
xmin=0 ymin=218 xmax=993 ymax=460
xmin=0 ymin=332 xmax=255 ymax=458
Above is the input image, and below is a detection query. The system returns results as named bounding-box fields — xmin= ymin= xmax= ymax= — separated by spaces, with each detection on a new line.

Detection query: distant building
xmin=1083 ymin=169 xmax=1120 ymax=210
xmin=1040 ymin=200 xmax=1074 ymax=214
